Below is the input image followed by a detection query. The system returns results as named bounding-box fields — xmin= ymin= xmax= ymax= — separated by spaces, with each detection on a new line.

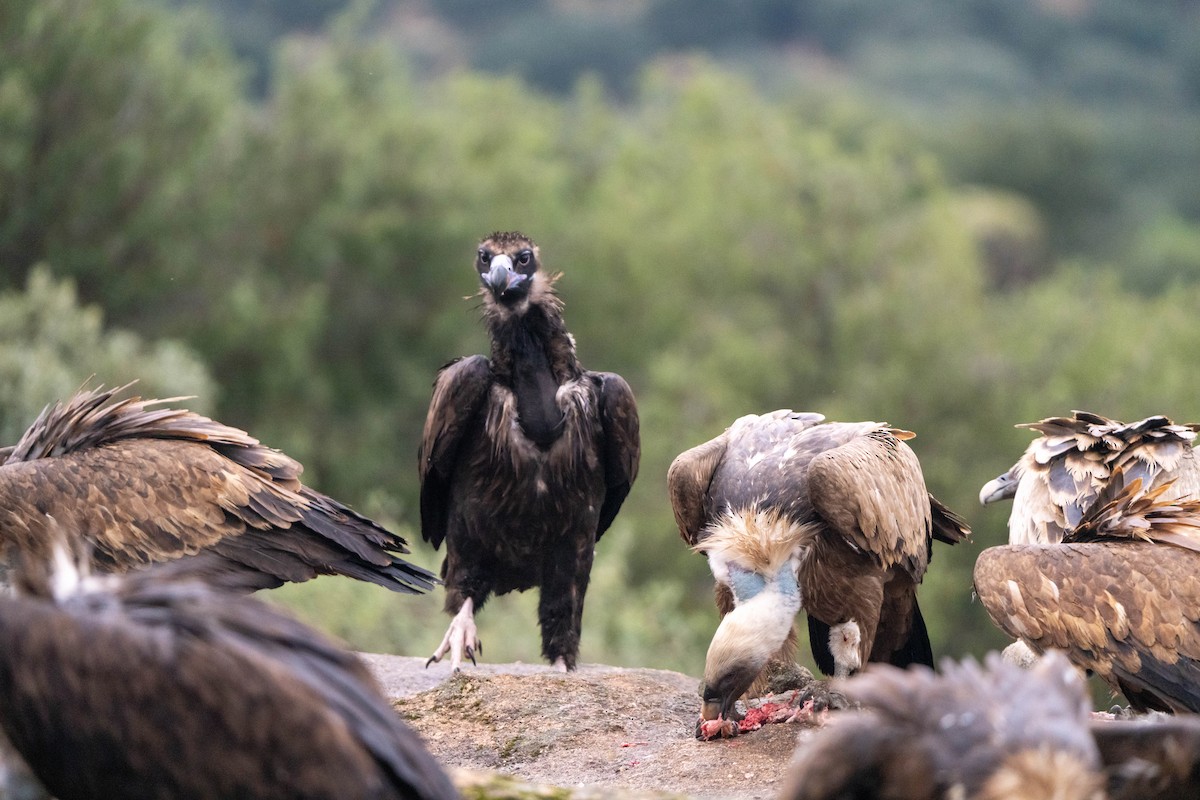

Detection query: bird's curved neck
xmin=488 ymin=305 xmax=580 ymax=449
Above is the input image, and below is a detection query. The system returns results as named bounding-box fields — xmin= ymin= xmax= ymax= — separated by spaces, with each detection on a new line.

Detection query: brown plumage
xmin=974 ymin=476 xmax=1200 ymax=713
xmin=1092 ymin=714 xmax=1200 ymax=800
xmin=0 ymin=546 xmax=458 ymax=800
xmin=780 ymin=652 xmax=1105 ymax=800
xmin=980 ymin=411 xmax=1200 ymax=545
xmin=0 ymin=386 xmax=435 ymax=594
xmin=419 ymin=232 xmax=640 ymax=671
xmin=668 ymin=409 xmax=969 ymax=726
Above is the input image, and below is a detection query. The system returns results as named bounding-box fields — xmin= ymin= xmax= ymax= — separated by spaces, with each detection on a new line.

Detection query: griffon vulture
xmin=0 ymin=386 xmax=436 ymax=595
xmin=0 ymin=545 xmax=458 ymax=800
xmin=974 ymin=476 xmax=1200 ymax=713
xmin=419 ymin=231 xmax=640 ymax=671
xmin=979 ymin=411 xmax=1200 ymax=545
xmin=780 ymin=652 xmax=1105 ymax=800
xmin=667 ymin=410 xmax=969 ymax=730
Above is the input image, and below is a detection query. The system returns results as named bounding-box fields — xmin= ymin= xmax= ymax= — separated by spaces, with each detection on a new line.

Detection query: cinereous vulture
xmin=974 ymin=475 xmax=1200 ymax=714
xmin=0 ymin=385 xmax=436 ymax=595
xmin=667 ymin=410 xmax=969 ymax=735
xmin=419 ymin=231 xmax=640 ymax=671
xmin=979 ymin=411 xmax=1200 ymax=545
xmin=0 ymin=544 xmax=458 ymax=800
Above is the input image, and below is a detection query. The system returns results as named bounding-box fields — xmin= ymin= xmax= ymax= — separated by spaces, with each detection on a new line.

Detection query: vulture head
xmin=476 ymin=231 xmax=549 ymax=315
xmin=694 ymin=509 xmax=812 ymax=727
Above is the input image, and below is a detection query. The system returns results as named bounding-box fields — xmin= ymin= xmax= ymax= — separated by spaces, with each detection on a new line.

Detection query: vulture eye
xmin=516 ymin=250 xmax=533 ymax=268
xmin=477 ymin=249 xmax=490 ymax=267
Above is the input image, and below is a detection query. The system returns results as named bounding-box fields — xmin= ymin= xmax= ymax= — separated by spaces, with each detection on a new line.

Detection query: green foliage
xmin=0 ymin=266 xmax=214 ymax=444
xmin=6 ymin=0 xmax=1200 ymax=695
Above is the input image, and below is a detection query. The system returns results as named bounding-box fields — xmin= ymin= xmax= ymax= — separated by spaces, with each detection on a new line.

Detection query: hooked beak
xmin=481 ymin=254 xmax=527 ymax=298
xmin=979 ymin=470 xmax=1018 ymax=505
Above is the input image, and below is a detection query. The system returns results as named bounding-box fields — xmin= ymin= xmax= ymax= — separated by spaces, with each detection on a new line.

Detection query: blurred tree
xmin=0 ymin=0 xmax=245 ymax=328
xmin=0 ymin=266 xmax=214 ymax=444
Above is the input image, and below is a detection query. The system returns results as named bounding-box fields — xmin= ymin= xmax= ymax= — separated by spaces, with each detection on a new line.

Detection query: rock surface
xmin=363 ymin=654 xmax=815 ymax=800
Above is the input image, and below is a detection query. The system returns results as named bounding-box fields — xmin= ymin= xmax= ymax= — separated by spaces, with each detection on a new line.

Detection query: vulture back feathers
xmin=781 ymin=652 xmax=1104 ymax=800
xmin=980 ymin=411 xmax=1200 ymax=545
xmin=419 ymin=232 xmax=639 ymax=671
xmin=975 ymin=471 xmax=1200 ymax=713
xmin=0 ymin=545 xmax=457 ymax=800
xmin=668 ymin=409 xmax=968 ymax=724
xmin=0 ymin=386 xmax=435 ymax=595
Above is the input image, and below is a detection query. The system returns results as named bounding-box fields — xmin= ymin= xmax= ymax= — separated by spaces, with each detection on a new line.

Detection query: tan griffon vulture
xmin=974 ymin=476 xmax=1200 ymax=713
xmin=0 ymin=543 xmax=458 ymax=800
xmin=0 ymin=385 xmax=436 ymax=594
xmin=668 ymin=410 xmax=969 ymax=732
xmin=979 ymin=411 xmax=1200 ymax=545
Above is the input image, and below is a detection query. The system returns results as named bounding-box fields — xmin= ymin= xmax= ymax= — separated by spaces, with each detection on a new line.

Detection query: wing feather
xmin=592 ymin=371 xmax=640 ymax=540
xmin=667 ymin=431 xmax=729 ymax=546
xmin=974 ymin=543 xmax=1200 ymax=713
xmin=806 ymin=429 xmax=933 ymax=579
xmin=417 ymin=355 xmax=492 ymax=550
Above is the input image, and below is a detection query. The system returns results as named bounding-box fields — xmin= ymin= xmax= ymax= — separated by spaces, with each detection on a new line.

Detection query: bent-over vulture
xmin=780 ymin=652 xmax=1105 ymax=800
xmin=979 ymin=411 xmax=1200 ymax=545
xmin=667 ymin=410 xmax=969 ymax=730
xmin=419 ymin=231 xmax=640 ymax=671
xmin=974 ymin=476 xmax=1200 ymax=713
xmin=0 ymin=545 xmax=458 ymax=800
xmin=0 ymin=386 xmax=436 ymax=594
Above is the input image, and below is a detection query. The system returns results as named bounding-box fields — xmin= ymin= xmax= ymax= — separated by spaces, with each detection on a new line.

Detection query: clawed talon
xmin=425 ymin=598 xmax=481 ymax=671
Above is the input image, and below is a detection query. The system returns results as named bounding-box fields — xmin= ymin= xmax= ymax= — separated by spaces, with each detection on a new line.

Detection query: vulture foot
xmin=426 ymin=598 xmax=482 ymax=671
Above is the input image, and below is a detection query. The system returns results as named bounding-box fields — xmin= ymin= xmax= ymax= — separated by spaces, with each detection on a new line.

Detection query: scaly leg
xmin=425 ymin=598 xmax=482 ymax=671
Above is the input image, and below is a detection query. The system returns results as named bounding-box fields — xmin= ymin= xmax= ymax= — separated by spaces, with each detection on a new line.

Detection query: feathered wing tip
xmin=7 ymin=384 xmax=281 ymax=471
xmin=693 ymin=507 xmax=816 ymax=578
xmin=1016 ymin=410 xmax=1200 ymax=464
xmin=1066 ymin=471 xmax=1200 ymax=553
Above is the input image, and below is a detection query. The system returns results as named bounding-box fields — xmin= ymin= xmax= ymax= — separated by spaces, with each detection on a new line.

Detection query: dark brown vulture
xmin=0 ymin=386 xmax=436 ymax=594
xmin=0 ymin=546 xmax=458 ymax=800
xmin=780 ymin=652 xmax=1105 ymax=800
xmin=667 ymin=410 xmax=969 ymax=731
xmin=974 ymin=476 xmax=1200 ymax=714
xmin=419 ymin=231 xmax=640 ymax=671
xmin=979 ymin=411 xmax=1200 ymax=545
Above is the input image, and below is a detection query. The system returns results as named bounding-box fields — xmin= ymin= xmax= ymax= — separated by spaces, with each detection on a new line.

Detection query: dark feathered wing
xmin=0 ymin=387 xmax=435 ymax=594
xmin=0 ymin=564 xmax=457 ymax=800
xmin=417 ymin=355 xmax=492 ymax=550
xmin=805 ymin=428 xmax=933 ymax=579
xmin=666 ymin=429 xmax=729 ymax=547
xmin=592 ymin=371 xmax=640 ymax=540
xmin=974 ymin=543 xmax=1200 ymax=713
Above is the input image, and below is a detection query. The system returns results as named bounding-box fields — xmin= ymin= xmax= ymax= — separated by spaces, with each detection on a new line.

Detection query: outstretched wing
xmin=417 ymin=355 xmax=492 ymax=550
xmin=0 ymin=392 xmax=435 ymax=594
xmin=591 ymin=371 xmax=640 ymax=540
xmin=806 ymin=428 xmax=933 ymax=580
xmin=973 ymin=542 xmax=1200 ymax=713
xmin=667 ymin=430 xmax=729 ymax=547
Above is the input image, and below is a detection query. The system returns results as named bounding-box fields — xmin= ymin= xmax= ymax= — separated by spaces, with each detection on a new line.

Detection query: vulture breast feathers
xmin=980 ymin=410 xmax=1200 ymax=545
xmin=0 ymin=386 xmax=435 ymax=595
xmin=419 ymin=231 xmax=640 ymax=671
xmin=0 ymin=547 xmax=457 ymax=800
xmin=974 ymin=476 xmax=1200 ymax=714
xmin=668 ymin=410 xmax=968 ymax=726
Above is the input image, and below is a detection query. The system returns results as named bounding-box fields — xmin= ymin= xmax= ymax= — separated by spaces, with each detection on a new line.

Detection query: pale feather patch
xmin=693 ymin=507 xmax=816 ymax=578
